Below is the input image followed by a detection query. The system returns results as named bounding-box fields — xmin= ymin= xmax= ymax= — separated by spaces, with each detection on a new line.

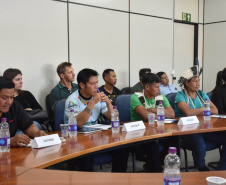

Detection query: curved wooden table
xmin=2 ymin=168 xmax=226 ymax=185
xmin=1 ymin=116 xmax=226 ymax=184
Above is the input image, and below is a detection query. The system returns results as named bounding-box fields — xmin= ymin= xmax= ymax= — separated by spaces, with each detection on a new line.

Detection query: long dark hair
xmin=213 ymin=68 xmax=226 ymax=92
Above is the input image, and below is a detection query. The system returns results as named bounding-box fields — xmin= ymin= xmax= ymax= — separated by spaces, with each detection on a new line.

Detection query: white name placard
xmin=125 ymin=129 xmax=145 ymax=139
xmin=31 ymin=134 xmax=61 ymax=149
xmin=178 ymin=123 xmax=200 ymax=131
xmin=178 ymin=116 xmax=199 ymax=126
xmin=122 ymin=121 xmax=146 ymax=132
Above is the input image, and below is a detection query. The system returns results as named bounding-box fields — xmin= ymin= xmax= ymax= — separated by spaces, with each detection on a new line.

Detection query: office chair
xmin=207 ymin=91 xmax=213 ymax=100
xmin=121 ymin=87 xmax=132 ymax=94
xmin=114 ymin=94 xmax=132 ymax=122
xmin=54 ymin=98 xmax=66 ymax=131
xmin=180 ymin=139 xmax=222 ymax=171
xmin=166 ymin=93 xmax=177 ymax=110
xmin=45 ymin=94 xmax=54 ymax=131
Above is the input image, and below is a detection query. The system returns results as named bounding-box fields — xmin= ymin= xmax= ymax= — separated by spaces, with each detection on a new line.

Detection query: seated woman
xmin=3 ymin=68 xmax=43 ymax=133
xmin=211 ymin=68 xmax=226 ymax=114
xmin=175 ymin=65 xmax=226 ymax=171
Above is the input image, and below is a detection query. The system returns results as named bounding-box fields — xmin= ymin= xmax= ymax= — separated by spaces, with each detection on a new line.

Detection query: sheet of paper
xmin=211 ymin=115 xmax=226 ymax=118
xmin=84 ymin=124 xmax=111 ymax=130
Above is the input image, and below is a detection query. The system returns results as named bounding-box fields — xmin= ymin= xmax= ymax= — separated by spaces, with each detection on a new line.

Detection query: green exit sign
xmin=182 ymin=12 xmax=191 ymax=22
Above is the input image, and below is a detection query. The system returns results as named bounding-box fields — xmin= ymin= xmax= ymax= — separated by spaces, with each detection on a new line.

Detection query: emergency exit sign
xmin=182 ymin=12 xmax=191 ymax=22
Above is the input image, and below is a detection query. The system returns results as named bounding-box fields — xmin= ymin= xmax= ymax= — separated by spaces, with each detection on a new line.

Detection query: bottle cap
xmin=113 ymin=106 xmax=117 ymax=109
xmin=70 ymin=109 xmax=74 ymax=112
xmin=168 ymin=147 xmax=177 ymax=154
xmin=1 ymin=118 xmax=7 ymax=122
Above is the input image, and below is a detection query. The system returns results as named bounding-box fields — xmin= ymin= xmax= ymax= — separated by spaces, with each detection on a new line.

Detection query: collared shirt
xmin=130 ymin=93 xmax=170 ymax=121
xmin=1 ymin=101 xmax=33 ymax=137
xmin=64 ymin=90 xmax=108 ymax=125
xmin=174 ymin=90 xmax=209 ymax=117
xmin=131 ymin=82 xmax=143 ymax=94
xmin=50 ymin=82 xmax=79 ymax=109
xmin=160 ymin=84 xmax=178 ymax=96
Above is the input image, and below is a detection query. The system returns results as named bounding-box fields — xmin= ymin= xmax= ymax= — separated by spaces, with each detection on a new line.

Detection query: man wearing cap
xmin=157 ymin=71 xmax=178 ymax=96
xmin=175 ymin=65 xmax=226 ymax=171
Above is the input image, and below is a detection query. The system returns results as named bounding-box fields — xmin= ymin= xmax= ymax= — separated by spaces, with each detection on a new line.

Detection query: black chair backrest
xmin=45 ymin=94 xmax=54 ymax=127
xmin=207 ymin=91 xmax=213 ymax=101
xmin=121 ymin=87 xmax=132 ymax=94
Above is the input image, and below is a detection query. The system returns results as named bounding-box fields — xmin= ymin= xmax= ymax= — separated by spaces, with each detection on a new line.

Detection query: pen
xmin=97 ymin=87 xmax=100 ymax=93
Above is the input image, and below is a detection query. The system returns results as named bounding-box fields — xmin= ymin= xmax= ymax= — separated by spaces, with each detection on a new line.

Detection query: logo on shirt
xmin=9 ymin=118 xmax=16 ymax=123
xmin=68 ymin=101 xmax=77 ymax=108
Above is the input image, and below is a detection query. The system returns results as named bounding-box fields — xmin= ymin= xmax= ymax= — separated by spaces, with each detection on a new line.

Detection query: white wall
xmin=0 ymin=0 xmax=67 ymax=108
xmin=69 ymin=3 xmax=129 ymax=89
xmin=0 ymin=0 xmax=204 ymax=108
xmin=203 ymin=0 xmax=226 ymax=93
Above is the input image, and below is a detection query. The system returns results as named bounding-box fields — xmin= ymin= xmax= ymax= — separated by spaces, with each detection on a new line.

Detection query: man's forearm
xmin=104 ymin=102 xmax=113 ymax=120
xmin=76 ymin=101 xmax=95 ymax=128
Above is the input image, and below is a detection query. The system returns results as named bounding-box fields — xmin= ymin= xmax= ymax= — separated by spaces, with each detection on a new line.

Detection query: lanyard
xmin=189 ymin=95 xmax=203 ymax=109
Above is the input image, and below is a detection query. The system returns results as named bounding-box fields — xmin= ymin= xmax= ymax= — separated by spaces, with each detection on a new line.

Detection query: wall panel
xmin=69 ymin=4 xmax=129 ymax=89
xmin=130 ymin=0 xmax=173 ymax=19
xmin=0 ymin=0 xmax=67 ymax=108
xmin=130 ymin=15 xmax=172 ymax=86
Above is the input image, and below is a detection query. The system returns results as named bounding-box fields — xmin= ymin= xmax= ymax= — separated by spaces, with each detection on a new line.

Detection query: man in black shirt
xmin=0 ymin=77 xmax=46 ymax=147
xmin=99 ymin=69 xmax=121 ymax=105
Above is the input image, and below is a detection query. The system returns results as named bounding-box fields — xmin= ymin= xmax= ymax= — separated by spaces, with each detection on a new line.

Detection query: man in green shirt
xmin=131 ymin=68 xmax=151 ymax=94
xmin=130 ymin=73 xmax=175 ymax=172
xmin=50 ymin=62 xmax=79 ymax=110
xmin=131 ymin=73 xmax=175 ymax=121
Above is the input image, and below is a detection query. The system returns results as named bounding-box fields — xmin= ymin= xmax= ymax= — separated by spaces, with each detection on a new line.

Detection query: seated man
xmin=131 ymin=73 xmax=175 ymax=121
xmin=130 ymin=73 xmax=175 ymax=172
xmin=157 ymin=71 xmax=178 ymax=96
xmin=175 ymin=65 xmax=226 ymax=171
xmin=131 ymin=68 xmax=151 ymax=94
xmin=99 ymin=69 xmax=121 ymax=105
xmin=50 ymin=62 xmax=78 ymax=110
xmin=64 ymin=68 xmax=129 ymax=172
xmin=0 ymin=77 xmax=46 ymax=147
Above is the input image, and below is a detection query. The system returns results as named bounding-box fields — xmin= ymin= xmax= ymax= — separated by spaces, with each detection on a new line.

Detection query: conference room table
xmin=1 ymin=116 xmax=226 ymax=184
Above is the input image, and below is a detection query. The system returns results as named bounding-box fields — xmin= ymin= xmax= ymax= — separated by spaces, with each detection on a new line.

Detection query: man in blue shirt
xmin=175 ymin=65 xmax=226 ymax=171
xmin=157 ymin=72 xmax=178 ymax=96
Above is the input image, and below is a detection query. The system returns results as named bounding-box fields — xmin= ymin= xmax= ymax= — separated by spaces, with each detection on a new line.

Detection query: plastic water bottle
xmin=157 ymin=101 xmax=165 ymax=126
xmin=111 ymin=106 xmax=120 ymax=133
xmin=68 ymin=109 xmax=77 ymax=137
xmin=164 ymin=147 xmax=181 ymax=185
xmin=0 ymin=118 xmax=10 ymax=152
xmin=204 ymin=99 xmax=211 ymax=121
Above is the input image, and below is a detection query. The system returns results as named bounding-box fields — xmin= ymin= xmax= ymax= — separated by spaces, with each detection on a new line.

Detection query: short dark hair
xmin=156 ymin=71 xmax=165 ymax=79
xmin=0 ymin=77 xmax=15 ymax=92
xmin=77 ymin=68 xmax=98 ymax=89
xmin=142 ymin=73 xmax=160 ymax=87
xmin=3 ymin=68 xmax=22 ymax=81
xmin=57 ymin=62 xmax=72 ymax=78
xmin=139 ymin=68 xmax=151 ymax=81
xmin=102 ymin=69 xmax=114 ymax=81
